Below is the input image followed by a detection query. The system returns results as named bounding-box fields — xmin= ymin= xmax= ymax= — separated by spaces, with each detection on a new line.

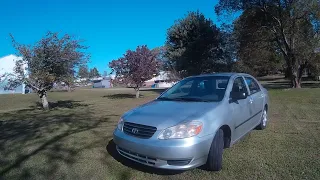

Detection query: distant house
xmin=0 ymin=55 xmax=29 ymax=94
xmin=153 ymin=80 xmax=176 ymax=88
xmin=92 ymin=77 xmax=113 ymax=88
xmin=144 ymin=71 xmax=177 ymax=88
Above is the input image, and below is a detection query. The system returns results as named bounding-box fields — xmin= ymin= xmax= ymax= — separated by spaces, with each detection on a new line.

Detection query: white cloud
xmin=0 ymin=54 xmax=22 ymax=75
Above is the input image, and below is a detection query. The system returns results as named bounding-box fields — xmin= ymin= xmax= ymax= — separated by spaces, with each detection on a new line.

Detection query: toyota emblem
xmin=131 ymin=128 xmax=139 ymax=134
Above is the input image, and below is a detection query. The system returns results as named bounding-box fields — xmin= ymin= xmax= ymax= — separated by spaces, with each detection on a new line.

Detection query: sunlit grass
xmin=0 ymin=88 xmax=319 ymax=179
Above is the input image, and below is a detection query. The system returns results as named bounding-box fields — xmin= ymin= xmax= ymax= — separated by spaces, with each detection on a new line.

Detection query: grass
xmin=0 ymin=88 xmax=320 ymax=180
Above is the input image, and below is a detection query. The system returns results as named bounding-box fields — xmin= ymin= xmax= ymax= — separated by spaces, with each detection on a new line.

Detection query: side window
xmin=216 ymin=79 xmax=228 ymax=89
xmin=232 ymin=77 xmax=248 ymax=93
xmin=245 ymin=77 xmax=261 ymax=94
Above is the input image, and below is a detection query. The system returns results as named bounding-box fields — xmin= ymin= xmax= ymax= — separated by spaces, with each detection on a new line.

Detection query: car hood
xmin=123 ymin=100 xmax=219 ymax=130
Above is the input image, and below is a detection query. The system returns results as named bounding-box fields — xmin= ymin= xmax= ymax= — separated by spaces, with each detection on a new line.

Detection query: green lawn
xmin=0 ymin=88 xmax=319 ymax=180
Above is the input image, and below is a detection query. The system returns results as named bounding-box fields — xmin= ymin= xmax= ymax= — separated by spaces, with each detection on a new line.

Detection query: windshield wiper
xmin=173 ymin=97 xmax=212 ymax=102
xmin=157 ymin=97 xmax=175 ymax=101
xmin=158 ymin=97 xmax=213 ymax=102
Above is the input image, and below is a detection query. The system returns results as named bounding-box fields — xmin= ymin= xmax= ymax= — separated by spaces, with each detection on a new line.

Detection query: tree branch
xmin=274 ymin=36 xmax=288 ymax=57
xmin=24 ymin=79 xmax=40 ymax=91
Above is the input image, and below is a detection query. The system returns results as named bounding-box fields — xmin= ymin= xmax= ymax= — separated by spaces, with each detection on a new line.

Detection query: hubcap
xmin=262 ymin=110 xmax=267 ymax=126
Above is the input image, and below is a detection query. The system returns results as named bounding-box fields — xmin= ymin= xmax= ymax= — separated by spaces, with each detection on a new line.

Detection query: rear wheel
xmin=206 ymin=129 xmax=224 ymax=171
xmin=256 ymin=108 xmax=268 ymax=130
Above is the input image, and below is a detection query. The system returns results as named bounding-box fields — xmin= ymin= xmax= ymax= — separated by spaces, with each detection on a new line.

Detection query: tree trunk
xmin=291 ymin=76 xmax=301 ymax=88
xmin=290 ymin=67 xmax=302 ymax=88
xmin=39 ymin=90 xmax=49 ymax=109
xmin=284 ymin=67 xmax=291 ymax=79
xmin=285 ymin=54 xmax=304 ymax=88
xmin=42 ymin=95 xmax=49 ymax=109
xmin=135 ymin=88 xmax=140 ymax=98
xmin=292 ymin=62 xmax=307 ymax=88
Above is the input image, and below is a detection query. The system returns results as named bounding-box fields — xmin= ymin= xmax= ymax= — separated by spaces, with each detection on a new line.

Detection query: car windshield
xmin=158 ymin=76 xmax=230 ymax=102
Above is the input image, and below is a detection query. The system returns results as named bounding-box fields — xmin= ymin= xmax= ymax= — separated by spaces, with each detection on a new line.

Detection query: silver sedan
xmin=113 ymin=73 xmax=269 ymax=171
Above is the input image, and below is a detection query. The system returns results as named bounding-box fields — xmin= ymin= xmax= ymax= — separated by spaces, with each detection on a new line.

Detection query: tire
xmin=256 ymin=108 xmax=268 ymax=130
xmin=206 ymin=129 xmax=224 ymax=171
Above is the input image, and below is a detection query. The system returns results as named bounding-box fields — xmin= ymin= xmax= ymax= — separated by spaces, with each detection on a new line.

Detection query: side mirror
xmin=230 ymin=91 xmax=247 ymax=101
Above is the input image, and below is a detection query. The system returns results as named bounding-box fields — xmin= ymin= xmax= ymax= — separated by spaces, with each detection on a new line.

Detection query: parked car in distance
xmin=113 ymin=73 xmax=269 ymax=171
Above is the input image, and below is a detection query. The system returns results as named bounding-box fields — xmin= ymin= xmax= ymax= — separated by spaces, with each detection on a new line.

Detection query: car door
xmin=230 ymin=76 xmax=252 ymax=141
xmin=244 ymin=76 xmax=264 ymax=126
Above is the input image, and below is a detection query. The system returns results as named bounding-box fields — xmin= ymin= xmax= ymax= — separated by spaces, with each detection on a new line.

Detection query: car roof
xmin=188 ymin=72 xmax=252 ymax=78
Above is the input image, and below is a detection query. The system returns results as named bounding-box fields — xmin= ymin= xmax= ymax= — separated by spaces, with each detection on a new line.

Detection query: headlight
xmin=158 ymin=121 xmax=203 ymax=140
xmin=117 ymin=118 xmax=124 ymax=131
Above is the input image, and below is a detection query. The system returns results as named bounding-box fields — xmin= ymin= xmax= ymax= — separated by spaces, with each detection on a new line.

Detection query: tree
xmin=78 ymin=65 xmax=89 ymax=79
xmin=216 ymin=0 xmax=320 ymax=88
xmin=62 ymin=73 xmax=75 ymax=92
xmin=89 ymin=67 xmax=100 ymax=78
xmin=152 ymin=46 xmax=187 ymax=81
xmin=308 ymin=52 xmax=320 ymax=79
xmin=165 ymin=11 xmax=227 ymax=78
xmin=109 ymin=45 xmax=161 ymax=98
xmin=232 ymin=10 xmax=283 ymax=76
xmin=7 ymin=32 xmax=89 ymax=109
xmin=219 ymin=24 xmax=239 ymax=72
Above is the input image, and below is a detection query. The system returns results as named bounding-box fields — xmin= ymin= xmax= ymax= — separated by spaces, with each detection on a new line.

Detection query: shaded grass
xmin=103 ymin=94 xmax=141 ymax=99
xmin=0 ymin=88 xmax=320 ymax=179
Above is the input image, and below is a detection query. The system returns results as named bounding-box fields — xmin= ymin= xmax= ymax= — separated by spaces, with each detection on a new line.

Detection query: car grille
xmin=117 ymin=146 xmax=157 ymax=165
xmin=123 ymin=122 xmax=157 ymax=139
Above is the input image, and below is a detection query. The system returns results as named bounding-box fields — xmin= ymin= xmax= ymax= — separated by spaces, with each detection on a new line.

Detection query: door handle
xmin=249 ymin=99 xmax=253 ymax=104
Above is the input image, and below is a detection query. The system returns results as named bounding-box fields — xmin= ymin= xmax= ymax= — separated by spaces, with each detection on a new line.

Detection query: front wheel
xmin=206 ymin=129 xmax=224 ymax=171
xmin=256 ymin=108 xmax=268 ymax=130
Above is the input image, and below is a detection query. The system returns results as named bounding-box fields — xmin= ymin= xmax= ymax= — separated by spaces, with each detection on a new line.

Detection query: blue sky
xmin=0 ymin=0 xmax=222 ymax=73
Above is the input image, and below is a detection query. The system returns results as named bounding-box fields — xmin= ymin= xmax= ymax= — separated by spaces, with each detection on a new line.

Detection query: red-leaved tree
xmin=109 ymin=45 xmax=161 ymax=98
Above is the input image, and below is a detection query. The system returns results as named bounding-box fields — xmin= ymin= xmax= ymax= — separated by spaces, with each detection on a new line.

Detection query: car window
xmin=244 ymin=77 xmax=261 ymax=94
xmin=216 ymin=79 xmax=228 ymax=89
xmin=159 ymin=76 xmax=230 ymax=102
xmin=232 ymin=77 xmax=248 ymax=94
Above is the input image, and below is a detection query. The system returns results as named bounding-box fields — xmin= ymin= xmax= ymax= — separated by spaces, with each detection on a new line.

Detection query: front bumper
xmin=113 ymin=129 xmax=213 ymax=170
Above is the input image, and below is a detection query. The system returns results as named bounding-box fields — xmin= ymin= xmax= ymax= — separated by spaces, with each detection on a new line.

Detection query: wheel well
xmin=220 ymin=125 xmax=231 ymax=148
xmin=265 ymin=104 xmax=268 ymax=112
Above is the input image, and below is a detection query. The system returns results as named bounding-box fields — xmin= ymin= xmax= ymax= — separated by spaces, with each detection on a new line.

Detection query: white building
xmin=144 ymin=71 xmax=177 ymax=88
xmin=0 ymin=54 xmax=27 ymax=94
xmin=92 ymin=77 xmax=113 ymax=88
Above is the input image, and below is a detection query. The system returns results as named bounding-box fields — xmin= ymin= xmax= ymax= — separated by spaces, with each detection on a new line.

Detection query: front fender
xmin=198 ymin=103 xmax=234 ymax=139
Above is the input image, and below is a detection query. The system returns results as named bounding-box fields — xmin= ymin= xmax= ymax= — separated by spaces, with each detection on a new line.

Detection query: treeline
xmin=78 ymin=66 xmax=101 ymax=79
xmin=110 ymin=0 xmax=320 ymax=89
xmin=5 ymin=0 xmax=320 ymax=108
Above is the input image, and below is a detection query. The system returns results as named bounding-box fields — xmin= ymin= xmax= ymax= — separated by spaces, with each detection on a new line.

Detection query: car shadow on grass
xmin=106 ymin=139 xmax=185 ymax=175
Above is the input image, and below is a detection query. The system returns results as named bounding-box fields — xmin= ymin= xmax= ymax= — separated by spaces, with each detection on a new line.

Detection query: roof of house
xmin=92 ymin=79 xmax=111 ymax=83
